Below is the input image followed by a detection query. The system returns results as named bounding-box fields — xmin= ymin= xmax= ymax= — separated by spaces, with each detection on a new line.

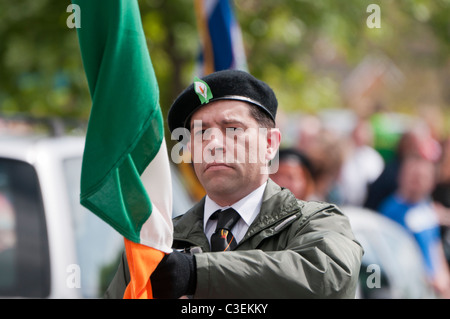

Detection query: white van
xmin=0 ymin=133 xmax=193 ymax=298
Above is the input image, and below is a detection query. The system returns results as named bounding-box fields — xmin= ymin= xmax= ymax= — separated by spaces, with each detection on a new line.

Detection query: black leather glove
xmin=150 ymin=250 xmax=196 ymax=299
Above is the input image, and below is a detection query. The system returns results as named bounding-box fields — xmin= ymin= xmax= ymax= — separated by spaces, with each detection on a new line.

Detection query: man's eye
xmin=194 ymin=129 xmax=206 ymax=136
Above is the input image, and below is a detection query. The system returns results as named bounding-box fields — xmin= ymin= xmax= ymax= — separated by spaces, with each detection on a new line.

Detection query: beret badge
xmin=194 ymin=77 xmax=213 ymax=104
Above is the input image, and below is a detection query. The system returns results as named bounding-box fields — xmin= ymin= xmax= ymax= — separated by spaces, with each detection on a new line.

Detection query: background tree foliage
xmin=0 ymin=0 xmax=449 ymax=135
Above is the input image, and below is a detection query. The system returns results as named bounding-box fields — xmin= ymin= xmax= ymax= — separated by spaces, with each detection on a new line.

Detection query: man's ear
xmin=266 ymin=128 xmax=281 ymax=162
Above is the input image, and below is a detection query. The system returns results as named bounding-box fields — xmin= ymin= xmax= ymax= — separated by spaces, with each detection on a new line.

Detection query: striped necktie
xmin=210 ymin=208 xmax=240 ymax=252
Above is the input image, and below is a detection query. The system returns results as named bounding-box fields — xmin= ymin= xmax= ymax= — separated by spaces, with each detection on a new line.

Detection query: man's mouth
xmin=204 ymin=162 xmax=233 ymax=172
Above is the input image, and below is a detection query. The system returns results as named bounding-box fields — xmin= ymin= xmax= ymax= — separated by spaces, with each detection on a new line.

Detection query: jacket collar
xmin=173 ymin=179 xmax=302 ymax=250
xmin=241 ymin=179 xmax=300 ymax=242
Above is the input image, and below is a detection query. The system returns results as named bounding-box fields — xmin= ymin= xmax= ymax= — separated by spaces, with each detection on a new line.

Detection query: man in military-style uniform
xmin=105 ymin=70 xmax=363 ymax=299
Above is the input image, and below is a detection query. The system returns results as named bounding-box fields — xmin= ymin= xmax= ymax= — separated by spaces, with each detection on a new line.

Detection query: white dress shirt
xmin=203 ymin=181 xmax=267 ymax=246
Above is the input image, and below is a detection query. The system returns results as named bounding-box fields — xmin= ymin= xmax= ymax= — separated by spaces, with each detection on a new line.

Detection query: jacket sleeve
xmin=193 ymin=205 xmax=363 ymax=299
xmin=104 ymin=251 xmax=130 ymax=299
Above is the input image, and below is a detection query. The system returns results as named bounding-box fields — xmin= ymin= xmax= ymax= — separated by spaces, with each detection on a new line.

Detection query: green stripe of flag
xmin=74 ymin=0 xmax=164 ymax=243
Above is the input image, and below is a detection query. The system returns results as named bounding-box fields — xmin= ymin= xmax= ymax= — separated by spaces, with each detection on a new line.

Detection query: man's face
xmin=188 ymin=100 xmax=279 ymax=205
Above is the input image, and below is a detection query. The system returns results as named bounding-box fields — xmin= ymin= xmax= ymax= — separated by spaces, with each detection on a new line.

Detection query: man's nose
xmin=208 ymin=135 xmax=224 ymax=156
xmin=205 ymin=128 xmax=225 ymax=158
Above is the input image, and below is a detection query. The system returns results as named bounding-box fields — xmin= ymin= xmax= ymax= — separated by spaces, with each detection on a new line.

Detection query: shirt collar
xmin=204 ymin=181 xmax=267 ymax=229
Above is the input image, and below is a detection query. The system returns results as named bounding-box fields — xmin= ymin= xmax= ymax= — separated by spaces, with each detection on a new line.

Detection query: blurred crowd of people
xmin=271 ymin=109 xmax=450 ymax=298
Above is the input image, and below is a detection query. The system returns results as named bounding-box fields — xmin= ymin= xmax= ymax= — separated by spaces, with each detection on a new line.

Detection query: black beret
xmin=167 ymin=69 xmax=277 ymax=133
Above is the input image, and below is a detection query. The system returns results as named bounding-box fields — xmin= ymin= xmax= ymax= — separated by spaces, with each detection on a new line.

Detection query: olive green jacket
xmin=105 ymin=179 xmax=363 ymax=299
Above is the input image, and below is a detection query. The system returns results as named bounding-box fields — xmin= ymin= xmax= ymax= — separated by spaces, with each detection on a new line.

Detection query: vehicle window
xmin=0 ymin=158 xmax=50 ymax=298
xmin=63 ymin=157 xmax=123 ymax=298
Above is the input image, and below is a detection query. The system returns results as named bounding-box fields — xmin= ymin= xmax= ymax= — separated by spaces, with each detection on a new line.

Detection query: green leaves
xmin=0 ymin=0 xmax=448 ymax=127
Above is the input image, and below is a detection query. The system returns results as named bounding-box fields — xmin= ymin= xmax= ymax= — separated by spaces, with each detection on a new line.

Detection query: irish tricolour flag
xmin=73 ymin=0 xmax=173 ymax=298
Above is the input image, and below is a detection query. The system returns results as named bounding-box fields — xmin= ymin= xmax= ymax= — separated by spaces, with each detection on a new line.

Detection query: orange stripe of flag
xmin=123 ymin=238 xmax=166 ymax=299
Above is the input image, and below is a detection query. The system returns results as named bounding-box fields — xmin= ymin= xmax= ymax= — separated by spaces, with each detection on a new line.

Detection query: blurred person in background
xmin=270 ymin=148 xmax=315 ymax=200
xmin=301 ymin=128 xmax=346 ymax=204
xmin=432 ymin=137 xmax=450 ymax=267
xmin=378 ymin=154 xmax=450 ymax=298
xmin=365 ymin=124 xmax=441 ymax=211
xmin=295 ymin=115 xmax=323 ymax=155
xmin=336 ymin=118 xmax=385 ymax=207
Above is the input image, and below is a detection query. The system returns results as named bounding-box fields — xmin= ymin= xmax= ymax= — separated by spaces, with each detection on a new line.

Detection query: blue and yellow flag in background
xmin=194 ymin=0 xmax=247 ymax=76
